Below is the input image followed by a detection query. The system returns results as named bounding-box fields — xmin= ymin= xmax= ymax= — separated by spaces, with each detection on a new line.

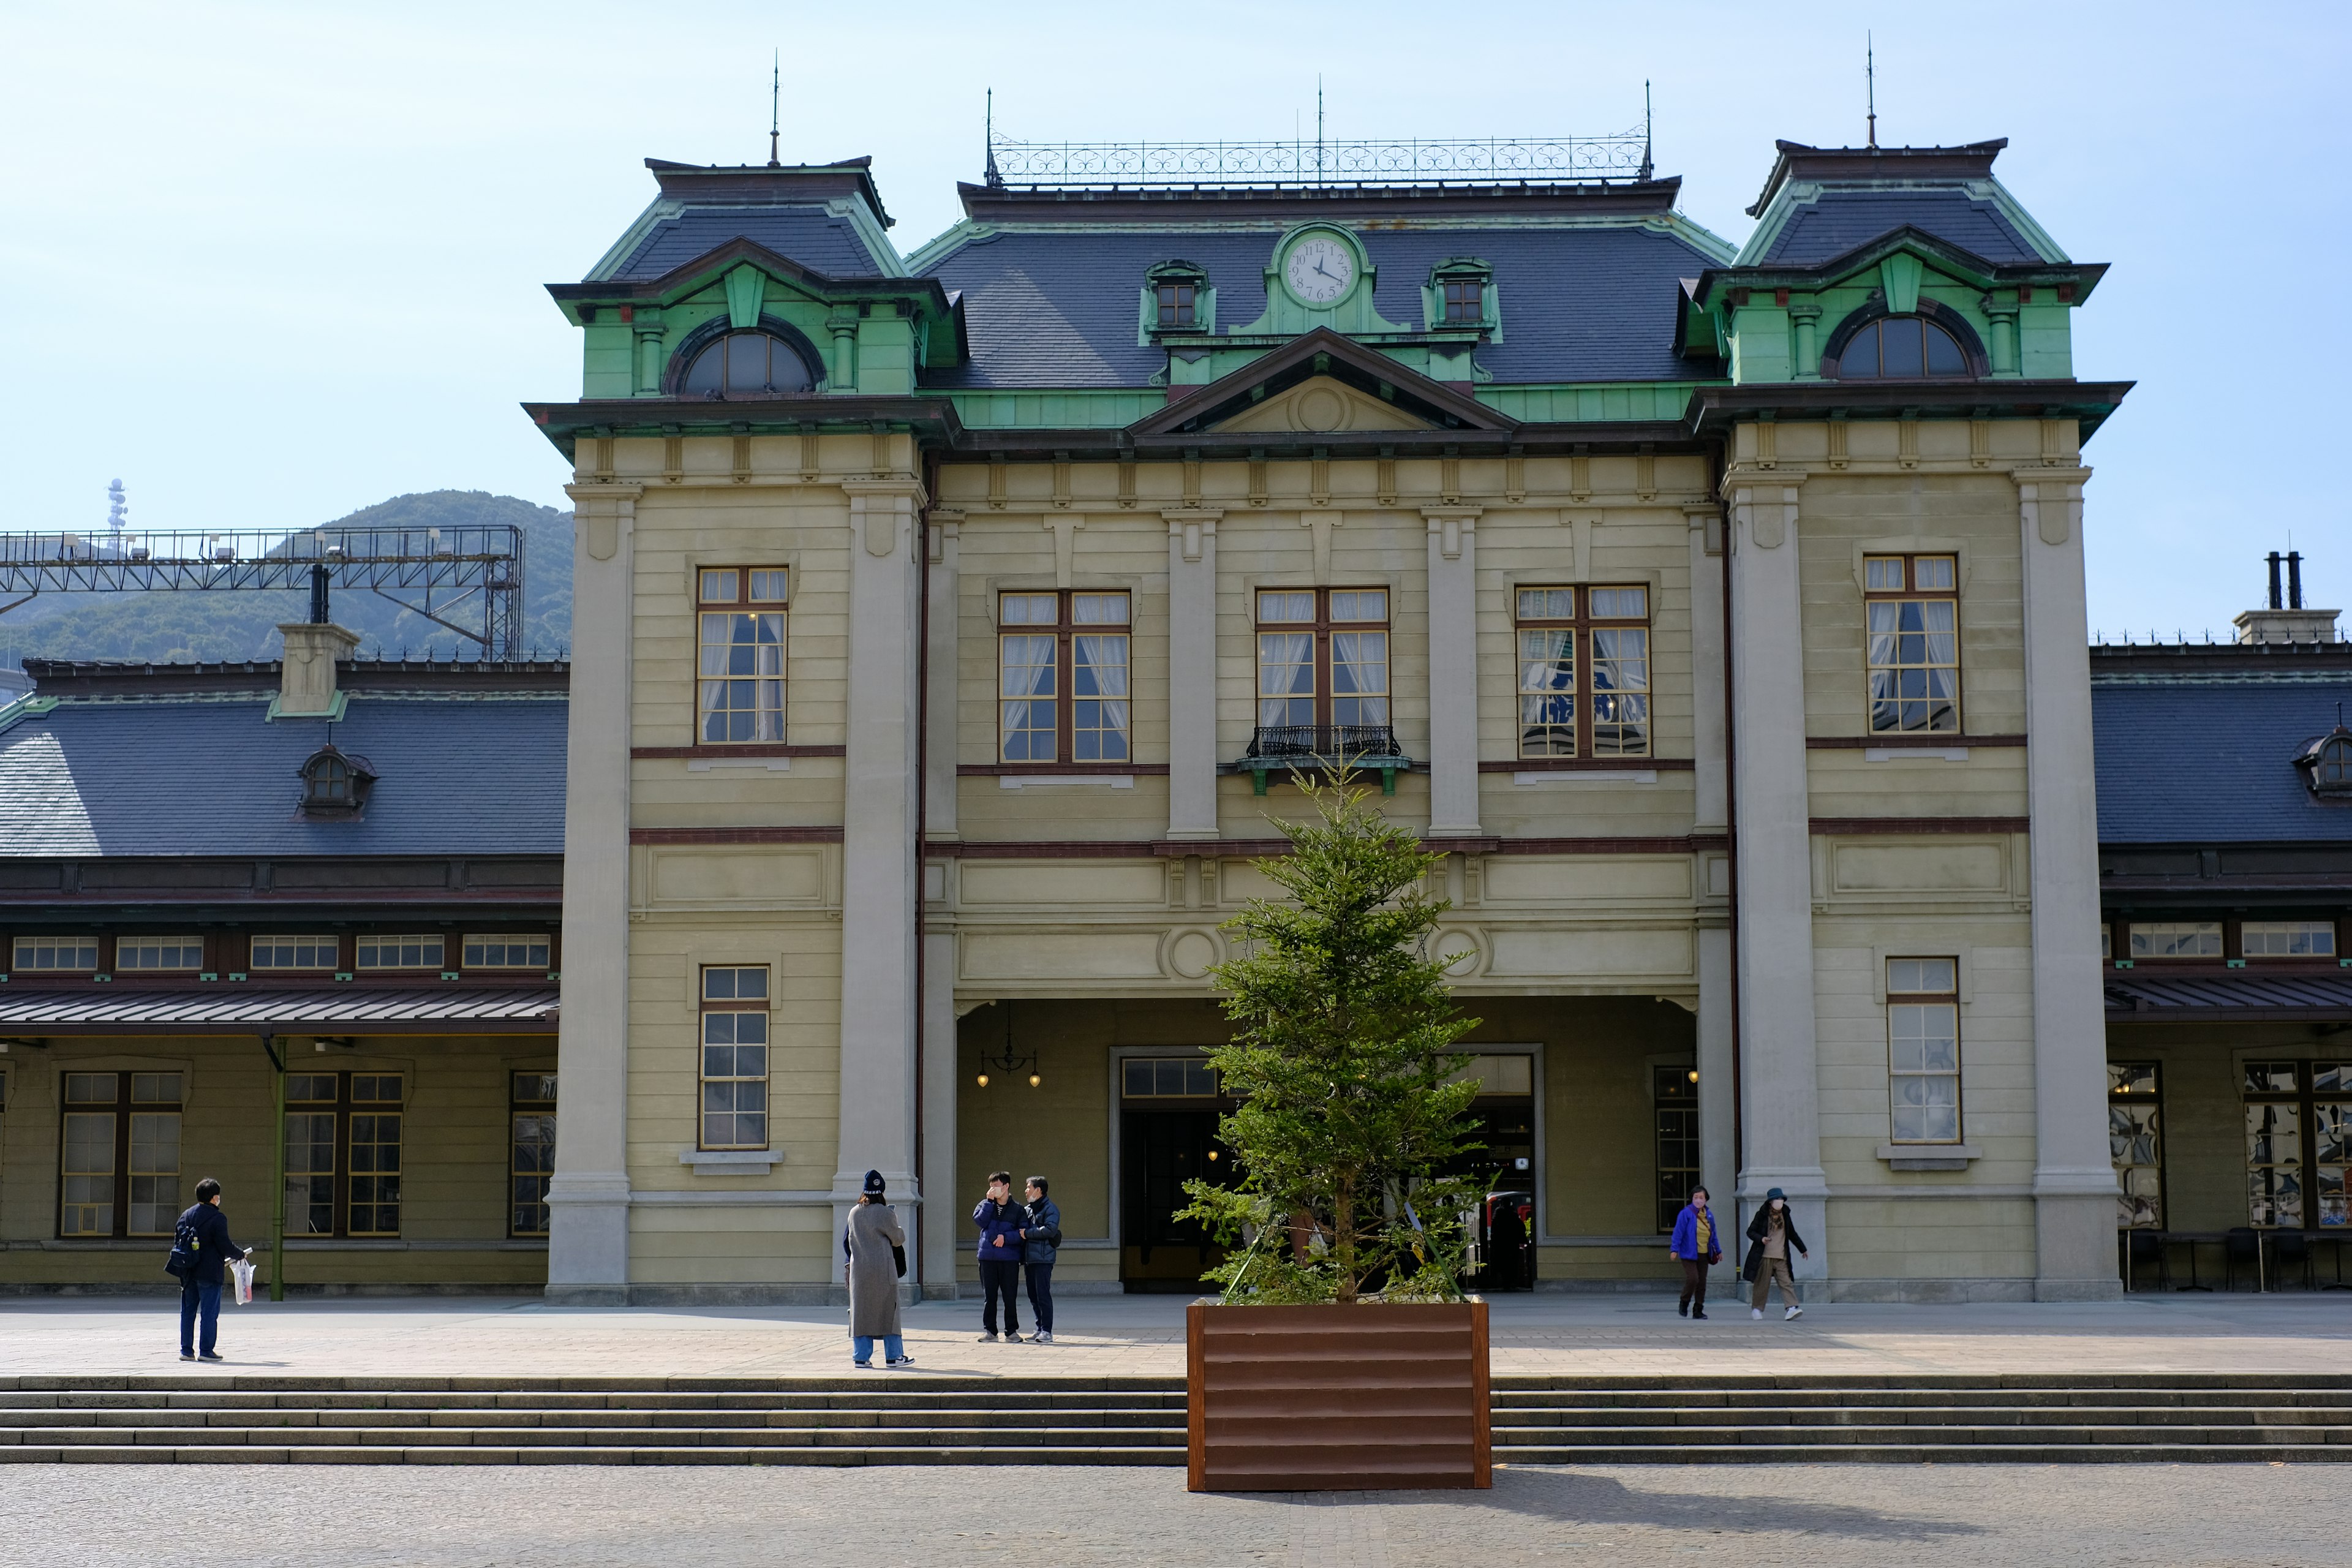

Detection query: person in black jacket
xmin=1741 ymin=1187 xmax=1809 ymax=1321
xmin=171 ymin=1178 xmax=249 ymax=1362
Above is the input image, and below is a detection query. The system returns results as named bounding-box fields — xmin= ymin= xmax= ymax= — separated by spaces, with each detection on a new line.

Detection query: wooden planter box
xmin=1186 ymin=1297 xmax=1490 ymax=1491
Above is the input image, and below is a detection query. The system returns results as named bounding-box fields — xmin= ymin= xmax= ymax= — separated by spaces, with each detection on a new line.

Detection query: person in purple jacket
xmin=971 ymin=1170 xmax=1027 ymax=1342
xmin=1667 ymin=1185 xmax=1724 ymax=1320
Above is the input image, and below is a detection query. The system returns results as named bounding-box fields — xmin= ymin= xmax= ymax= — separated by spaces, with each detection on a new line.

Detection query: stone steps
xmin=5 ymin=1374 xmax=2350 ymax=1465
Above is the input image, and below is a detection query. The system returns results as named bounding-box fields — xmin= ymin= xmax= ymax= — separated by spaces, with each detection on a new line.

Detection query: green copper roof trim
xmin=948 ymin=390 xmax=1168 ymax=429
xmin=1736 ymin=176 xmax=2070 ymax=269
xmin=0 ymin=695 xmax=57 ymax=737
xmin=1480 ymin=382 xmax=1724 ymax=422
xmin=943 ymin=380 xmax=1724 ymax=429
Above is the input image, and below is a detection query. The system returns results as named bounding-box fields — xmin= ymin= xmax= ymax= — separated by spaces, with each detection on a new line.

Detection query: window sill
xmin=1865 ymin=747 xmax=1970 ymax=763
xmin=998 ymin=775 xmax=1133 ymax=790
xmin=680 ymin=1147 xmax=780 ymax=1177
xmin=1877 ymin=1142 xmax=1980 ymax=1171
xmin=1512 ymin=769 xmax=1658 ymax=786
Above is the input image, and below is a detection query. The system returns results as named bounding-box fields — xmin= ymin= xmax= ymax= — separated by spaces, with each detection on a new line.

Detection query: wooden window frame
xmin=58 ymin=1070 xmax=184 ymax=1239
xmin=997 ymin=590 xmax=1132 ymax=766
xmin=509 ymin=1071 xmax=557 ymax=1239
xmin=1155 ymin=281 xmax=1197 ymax=329
xmin=282 ymin=1071 xmax=405 ymax=1240
xmin=1440 ymin=277 xmax=1486 ymax=324
xmin=1863 ymin=553 xmax=1961 ymax=735
xmin=2239 ymin=919 xmax=2340 ymax=961
xmin=11 ymin=935 xmax=100 ymax=974
xmin=695 ymin=566 xmax=790 ymax=747
xmin=1513 ymin=584 xmax=1652 ymax=760
xmin=698 ymin=965 xmax=772 ymax=1152
xmin=355 ymin=934 xmax=446 ymax=973
xmin=249 ymin=934 xmax=342 ymax=973
xmin=1254 ymin=587 xmax=1392 ymax=734
xmin=114 ymin=936 xmax=206 ymax=973
xmin=1651 ymin=1064 xmax=1699 ymax=1234
xmin=462 ymin=934 xmax=554 ymax=972
xmin=2109 ymin=1061 xmax=2164 ymax=1230
xmin=2127 ymin=921 xmax=2224 ymax=962
xmin=1887 ymin=958 xmax=1963 ymax=1145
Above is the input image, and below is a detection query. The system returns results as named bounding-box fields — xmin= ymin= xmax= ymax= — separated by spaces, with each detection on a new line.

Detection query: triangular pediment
xmin=1207 ymin=375 xmax=1434 ymax=435
xmin=1126 ymin=328 xmax=1515 ymax=442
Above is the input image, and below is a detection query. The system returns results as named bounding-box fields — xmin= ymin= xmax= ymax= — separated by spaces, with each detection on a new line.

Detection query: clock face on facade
xmin=1283 ymin=234 xmax=1357 ymax=305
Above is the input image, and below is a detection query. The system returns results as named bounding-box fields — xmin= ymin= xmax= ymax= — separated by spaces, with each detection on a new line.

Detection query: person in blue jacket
xmin=168 ymin=1178 xmax=249 ymax=1362
xmin=1667 ymin=1184 xmax=1723 ymax=1320
xmin=971 ymin=1170 xmax=1027 ymax=1343
xmin=1018 ymin=1175 xmax=1062 ymax=1345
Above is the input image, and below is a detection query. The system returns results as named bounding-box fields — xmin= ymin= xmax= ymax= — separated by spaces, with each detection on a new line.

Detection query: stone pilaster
xmin=2018 ymin=466 xmax=2122 ymax=1298
xmin=1686 ymin=506 xmax=1728 ymax=833
xmin=546 ymin=481 xmax=641 ymax=1304
xmin=1164 ymin=508 xmax=1222 ymax=841
xmin=918 ymin=510 xmax=961 ymax=1296
xmin=1422 ymin=507 xmax=1482 ymax=836
xmin=1725 ymin=474 xmax=1829 ymax=1278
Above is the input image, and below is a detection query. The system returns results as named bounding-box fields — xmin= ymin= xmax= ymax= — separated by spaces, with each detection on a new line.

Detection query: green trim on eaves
xmin=1479 ymin=382 xmax=1722 ymax=422
xmin=942 ymin=380 xmax=1726 ymax=430
xmin=0 ymin=695 xmax=57 ymax=737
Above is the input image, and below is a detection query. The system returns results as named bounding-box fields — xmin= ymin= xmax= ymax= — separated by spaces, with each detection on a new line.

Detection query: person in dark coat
xmin=170 ymin=1178 xmax=248 ymax=1362
xmin=1018 ymin=1175 xmax=1062 ymax=1344
xmin=1741 ymin=1187 xmax=1810 ymax=1321
xmin=971 ymin=1170 xmax=1025 ymax=1342
xmin=843 ymin=1169 xmax=912 ymax=1368
xmin=1666 ymin=1185 xmax=1723 ymax=1319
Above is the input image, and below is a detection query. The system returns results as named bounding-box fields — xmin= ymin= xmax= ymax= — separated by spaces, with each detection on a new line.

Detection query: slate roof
xmin=1758 ymin=189 xmax=2043 ymax=266
xmin=606 ymin=207 xmax=884 ymax=282
xmin=919 ymin=223 xmax=1719 ymax=390
xmin=2093 ymin=678 xmax=2352 ymax=844
xmin=0 ymin=692 xmax=567 ymax=858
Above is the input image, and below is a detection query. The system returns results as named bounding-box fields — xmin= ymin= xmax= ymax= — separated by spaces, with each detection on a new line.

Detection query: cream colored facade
xmin=549 ymin=415 xmax=2119 ymax=1303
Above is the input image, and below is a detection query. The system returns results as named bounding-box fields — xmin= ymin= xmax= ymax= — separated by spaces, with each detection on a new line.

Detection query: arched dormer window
xmin=680 ymin=331 xmax=816 ymax=399
xmin=1827 ymin=314 xmax=1972 ymax=380
xmin=2296 ymin=725 xmax=2352 ymax=799
xmin=298 ymin=744 xmax=375 ymax=818
xmin=1141 ymin=261 xmax=1212 ymax=337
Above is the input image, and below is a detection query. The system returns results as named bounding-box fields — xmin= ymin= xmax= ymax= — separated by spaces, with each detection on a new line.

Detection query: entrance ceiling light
xmin=977 ymin=1001 xmax=1041 ymax=1089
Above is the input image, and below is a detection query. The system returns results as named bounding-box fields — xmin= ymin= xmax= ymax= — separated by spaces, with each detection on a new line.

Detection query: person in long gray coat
xmin=843 ymin=1169 xmax=913 ymax=1368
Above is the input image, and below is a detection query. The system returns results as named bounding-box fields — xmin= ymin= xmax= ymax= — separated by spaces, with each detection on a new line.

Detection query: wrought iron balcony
xmin=1233 ymin=725 xmax=1413 ymax=795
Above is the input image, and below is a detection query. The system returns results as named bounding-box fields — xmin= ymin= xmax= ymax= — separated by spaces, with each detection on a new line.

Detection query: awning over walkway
xmin=2106 ymin=973 xmax=2352 ymax=1024
xmin=0 ymin=986 xmax=559 ymax=1036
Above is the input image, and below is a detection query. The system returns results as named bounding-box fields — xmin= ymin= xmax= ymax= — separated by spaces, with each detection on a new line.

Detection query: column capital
xmin=1719 ymin=464 xmax=1809 ymax=495
xmin=840 ymin=477 xmax=928 ymax=504
xmin=564 ymin=481 xmax=646 ymax=507
xmin=1419 ymin=504 xmax=1483 ymax=522
xmin=1160 ymin=506 xmax=1226 ymax=526
xmin=2010 ymin=466 xmax=2094 ymax=489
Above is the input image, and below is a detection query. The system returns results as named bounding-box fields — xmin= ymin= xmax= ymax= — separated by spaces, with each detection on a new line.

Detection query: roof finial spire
xmin=767 ymin=50 xmax=781 ymax=167
xmin=1866 ymin=32 xmax=1878 ymax=149
xmin=1639 ymin=80 xmax=1654 ymax=181
xmin=984 ymin=87 xmax=1002 ymax=188
xmin=1316 ymin=75 xmax=1325 ymax=186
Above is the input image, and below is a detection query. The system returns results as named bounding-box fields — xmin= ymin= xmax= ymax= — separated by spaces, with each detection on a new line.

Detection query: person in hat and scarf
xmin=843 ymin=1169 xmax=913 ymax=1368
xmin=1741 ymin=1187 xmax=1809 ymax=1321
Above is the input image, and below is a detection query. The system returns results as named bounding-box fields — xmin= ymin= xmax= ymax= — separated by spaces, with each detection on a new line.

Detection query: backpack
xmin=164 ymin=1212 xmax=202 ymax=1280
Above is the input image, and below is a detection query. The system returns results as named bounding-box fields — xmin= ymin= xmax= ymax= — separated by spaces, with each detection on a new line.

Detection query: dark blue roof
xmin=919 ymin=223 xmax=1717 ymax=389
xmin=609 ymin=208 xmax=884 ymax=281
xmin=0 ymin=694 xmax=567 ymax=858
xmin=1762 ymin=190 xmax=2041 ymax=266
xmin=2094 ymin=680 xmax=2352 ymax=843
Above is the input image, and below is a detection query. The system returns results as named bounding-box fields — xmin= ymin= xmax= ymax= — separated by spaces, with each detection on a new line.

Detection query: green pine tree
xmin=1178 ymin=770 xmax=1488 ymax=1305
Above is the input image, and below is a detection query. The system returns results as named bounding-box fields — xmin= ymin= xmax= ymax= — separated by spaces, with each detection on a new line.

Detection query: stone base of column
xmin=546 ymin=1172 xmax=630 ymax=1302
xmin=2035 ymin=1185 xmax=2125 ymax=1300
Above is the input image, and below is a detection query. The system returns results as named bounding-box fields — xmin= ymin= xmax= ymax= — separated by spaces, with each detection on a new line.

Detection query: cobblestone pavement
xmin=13 ymin=1462 xmax=2351 ymax=1567
xmin=6 ymin=1290 xmax=2352 ymax=1381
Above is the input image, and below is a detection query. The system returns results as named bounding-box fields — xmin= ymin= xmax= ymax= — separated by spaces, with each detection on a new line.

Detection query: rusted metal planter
xmin=1186 ymin=1297 xmax=1490 ymax=1491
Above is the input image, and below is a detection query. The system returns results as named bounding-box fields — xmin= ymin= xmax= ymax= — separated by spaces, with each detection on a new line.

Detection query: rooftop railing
xmin=984 ymin=130 xmax=1654 ymax=189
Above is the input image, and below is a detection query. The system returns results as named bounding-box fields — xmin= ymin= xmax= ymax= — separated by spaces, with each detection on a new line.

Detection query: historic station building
xmin=0 ymin=650 xmax=564 ymax=1290
xmin=529 ymin=129 xmax=2133 ymax=1303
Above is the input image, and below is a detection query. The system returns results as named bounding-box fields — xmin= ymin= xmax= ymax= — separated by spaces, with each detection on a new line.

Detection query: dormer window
xmin=298 ymin=744 xmax=375 ymax=818
xmin=1442 ymin=280 xmax=1483 ymax=323
xmin=680 ymin=330 xmax=816 ymax=398
xmin=1426 ymin=260 xmax=1494 ymax=330
xmin=2296 ymin=726 xmax=2352 ymax=799
xmin=1830 ymin=314 xmax=1970 ymax=380
xmin=1142 ymin=262 xmax=1212 ymax=336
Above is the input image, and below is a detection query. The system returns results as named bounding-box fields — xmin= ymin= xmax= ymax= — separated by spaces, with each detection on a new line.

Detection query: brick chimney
xmin=2233 ymin=551 xmax=2340 ymax=644
xmin=276 ymin=622 xmax=363 ymax=715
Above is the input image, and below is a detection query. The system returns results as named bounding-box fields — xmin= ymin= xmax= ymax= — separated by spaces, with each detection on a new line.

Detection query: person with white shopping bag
xmin=164 ymin=1178 xmax=250 ymax=1363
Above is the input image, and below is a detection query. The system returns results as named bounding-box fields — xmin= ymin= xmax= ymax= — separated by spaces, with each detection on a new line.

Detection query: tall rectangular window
xmin=699 ymin=966 xmax=770 ymax=1151
xmin=2242 ymin=921 xmax=2337 ymax=959
xmin=1887 ymin=958 xmax=1961 ymax=1144
xmin=1652 ymin=1065 xmax=1699 ymax=1234
xmin=251 ymin=935 xmax=339 ymax=971
xmin=116 ymin=937 xmax=205 ymax=971
xmin=2129 ymin=922 xmax=2222 ymax=960
xmin=59 ymin=1071 xmax=183 ymax=1238
xmin=998 ymin=590 xmax=1131 ymax=764
xmin=463 ymin=935 xmax=552 ymax=970
xmin=283 ymin=1072 xmax=404 ymax=1238
xmin=1864 ymin=553 xmax=1960 ymax=733
xmin=1254 ymin=588 xmax=1390 ymax=743
xmin=2242 ymin=1061 xmax=2351 ymax=1229
xmin=1514 ymin=586 xmax=1651 ymax=758
xmin=696 ymin=566 xmax=788 ymax=744
xmin=2108 ymin=1063 xmax=2163 ymax=1229
xmin=356 ymin=935 xmax=445 ymax=971
xmin=12 ymin=936 xmax=99 ymax=973
xmin=510 ymin=1073 xmax=557 ymax=1238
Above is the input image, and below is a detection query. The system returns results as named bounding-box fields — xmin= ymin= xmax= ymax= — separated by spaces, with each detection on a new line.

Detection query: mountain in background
xmin=0 ymin=492 xmax=573 ymax=667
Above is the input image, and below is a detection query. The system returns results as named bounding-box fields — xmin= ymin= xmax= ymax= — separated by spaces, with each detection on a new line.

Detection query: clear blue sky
xmin=4 ymin=1 xmax=2344 ymax=639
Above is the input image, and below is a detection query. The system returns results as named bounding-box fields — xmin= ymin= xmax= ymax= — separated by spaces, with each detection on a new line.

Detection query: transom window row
xmin=8 ymin=934 xmax=556 ymax=974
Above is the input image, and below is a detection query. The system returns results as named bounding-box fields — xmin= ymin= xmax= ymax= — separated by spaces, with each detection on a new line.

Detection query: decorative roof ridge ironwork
xmin=982 ymin=129 xmax=1654 ymax=189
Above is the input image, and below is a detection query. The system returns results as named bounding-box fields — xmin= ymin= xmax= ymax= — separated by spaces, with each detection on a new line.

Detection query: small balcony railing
xmin=1232 ymin=725 xmax=1413 ymax=794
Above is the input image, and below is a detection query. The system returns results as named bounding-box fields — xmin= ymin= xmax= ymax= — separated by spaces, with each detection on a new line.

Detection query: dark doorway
xmin=1120 ymin=1108 xmax=1229 ymax=1292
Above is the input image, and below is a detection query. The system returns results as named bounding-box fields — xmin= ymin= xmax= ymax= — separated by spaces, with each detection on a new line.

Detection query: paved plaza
xmin=6 ymin=1289 xmax=2352 ymax=1382
xmin=9 ymin=1460 xmax=2349 ymax=1566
